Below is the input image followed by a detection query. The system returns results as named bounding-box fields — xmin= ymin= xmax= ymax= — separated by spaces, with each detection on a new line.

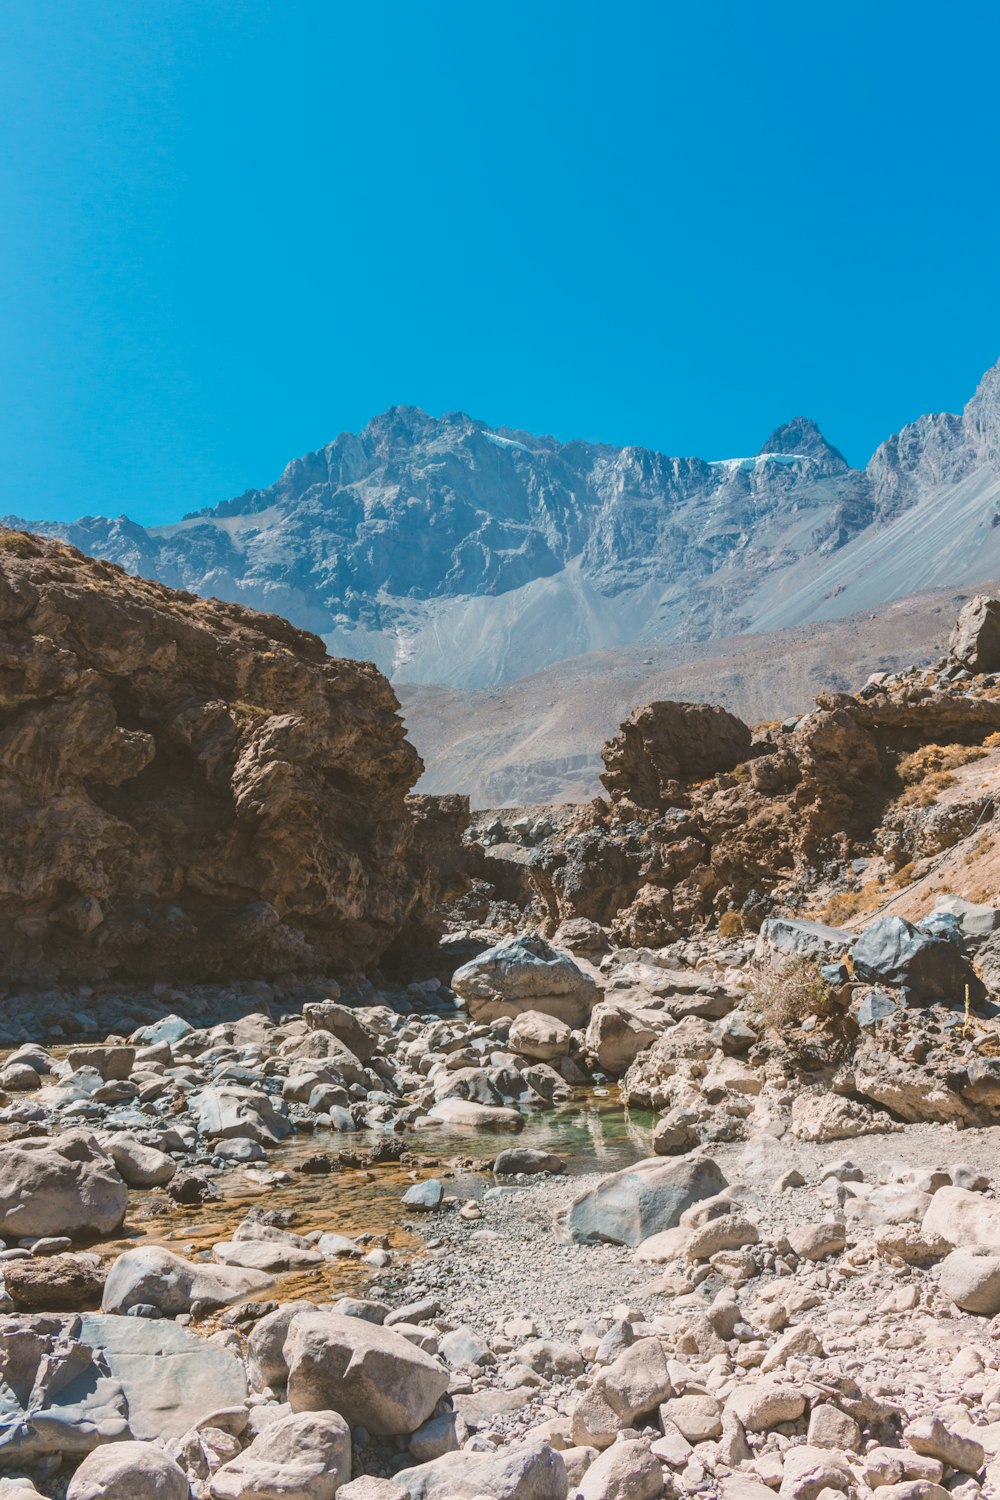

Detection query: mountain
xmin=8 ymin=361 xmax=1000 ymax=691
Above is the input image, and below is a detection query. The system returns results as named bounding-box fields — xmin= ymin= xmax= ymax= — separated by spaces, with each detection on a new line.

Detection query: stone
xmin=79 ymin=1312 xmax=249 ymax=1442
xmin=246 ymin=1302 xmax=317 ymax=1391
xmin=302 ymin=999 xmax=377 ymax=1063
xmin=922 ymin=1186 xmax=1000 ymax=1251
xmin=507 ymin=1011 xmax=573 ymax=1062
xmin=394 ymin=1438 xmax=568 ymax=1500
xmin=573 ymin=1337 xmax=674 ymax=1446
xmin=934 ymin=894 xmax=1000 ymax=944
xmin=192 ymin=1085 xmax=293 ymax=1144
xmin=3 ymin=1254 xmax=105 ymax=1312
xmin=939 ymin=1247 xmax=1000 ymax=1314
xmin=207 ymin=1409 xmax=352 ymax=1500
xmin=576 ymin=1437 xmax=662 ymax=1500
xmin=0 ymin=1132 xmax=128 ymax=1240
xmin=0 ymin=1314 xmax=130 ymax=1460
xmin=659 ymin=1393 xmax=722 ymax=1441
xmin=685 ymin=1215 xmax=759 ymax=1261
xmin=67 ymin=1046 xmax=136 ymax=1080
xmin=102 ymin=1137 xmax=176 ymax=1188
xmin=284 ymin=1311 xmax=449 ymax=1435
xmin=755 ymin=918 xmax=852 ymax=962
xmin=66 ymin=1440 xmax=188 ymax=1500
xmin=451 ymin=935 xmax=600 ymax=1026
xmin=949 ymin=594 xmax=1000 ymax=672
xmin=565 ymin=1155 xmax=727 ymax=1246
xmin=338 ymin=1484 xmax=406 ymax=1500
xmin=850 ymin=915 xmax=984 ymax=1005
xmin=401 ymin=1179 xmax=444 ymax=1210
xmin=904 ymin=1415 xmax=986 ymax=1475
xmin=585 ymin=1004 xmax=660 ymax=1075
xmin=600 ymin=699 xmax=753 ymax=807
xmin=726 ymin=1381 xmax=807 ymax=1432
xmin=494 ymin=1148 xmax=565 ymax=1176
xmin=407 ymin=1409 xmax=468 ymax=1462
xmin=426 ymin=1098 xmax=524 ymax=1130
xmin=101 ymin=1245 xmax=272 ymax=1315
xmin=777 ymin=1444 xmax=852 ymax=1498
xmin=787 ymin=1221 xmax=846 ymax=1260
xmin=807 ymin=1405 xmax=862 ymax=1451
xmin=213 ymin=1238 xmax=323 ymax=1273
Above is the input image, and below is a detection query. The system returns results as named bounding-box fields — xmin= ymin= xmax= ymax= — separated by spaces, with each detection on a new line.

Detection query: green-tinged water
xmin=99 ymin=1091 xmax=658 ymax=1303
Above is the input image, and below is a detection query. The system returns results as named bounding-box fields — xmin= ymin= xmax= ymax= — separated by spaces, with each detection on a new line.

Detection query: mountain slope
xmin=398 ymin=583 xmax=986 ymax=805
xmin=8 ymin=362 xmax=1000 ymax=689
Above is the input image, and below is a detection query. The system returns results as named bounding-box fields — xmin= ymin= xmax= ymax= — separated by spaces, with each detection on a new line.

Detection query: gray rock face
xmin=949 ymin=594 xmax=1000 ymax=672
xmin=565 ymin=1155 xmax=727 ymax=1246
xmin=284 ymin=1311 xmax=450 ymax=1435
xmin=850 ymin=915 xmax=984 ymax=1004
xmin=15 ymin=359 xmax=1000 ymax=695
xmin=756 ymin=917 xmax=852 ymax=963
xmin=0 ymin=1133 xmax=128 ymax=1241
xmin=451 ymin=936 xmax=600 ymax=1026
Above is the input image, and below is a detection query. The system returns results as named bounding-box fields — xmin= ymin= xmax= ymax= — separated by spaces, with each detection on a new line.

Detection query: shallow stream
xmin=104 ymin=1091 xmax=658 ymax=1302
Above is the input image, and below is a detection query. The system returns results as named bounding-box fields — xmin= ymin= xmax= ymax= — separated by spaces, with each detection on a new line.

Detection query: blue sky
xmin=2 ymin=1 xmax=999 ymax=525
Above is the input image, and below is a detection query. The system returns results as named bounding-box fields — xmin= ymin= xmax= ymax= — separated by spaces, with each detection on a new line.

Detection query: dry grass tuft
xmin=750 ymin=959 xmax=833 ymax=1029
xmin=820 ymin=881 xmax=883 ymax=926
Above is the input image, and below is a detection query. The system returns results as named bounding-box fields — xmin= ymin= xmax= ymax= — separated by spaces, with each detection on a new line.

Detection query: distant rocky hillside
xmin=400 ymin=585 xmax=995 ymax=805
xmin=0 ymin=528 xmax=451 ymax=983
xmin=9 ymin=360 xmax=1000 ymax=690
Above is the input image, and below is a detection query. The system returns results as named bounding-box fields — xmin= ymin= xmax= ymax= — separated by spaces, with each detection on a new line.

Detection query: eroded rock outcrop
xmin=0 ymin=528 xmax=442 ymax=981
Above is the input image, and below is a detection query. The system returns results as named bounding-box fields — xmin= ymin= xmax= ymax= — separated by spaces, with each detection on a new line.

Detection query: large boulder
xmin=192 ymin=1085 xmax=293 ymax=1144
xmin=66 ymin=1440 xmax=188 ymax=1500
xmin=0 ymin=527 xmax=434 ymax=983
xmin=451 ymin=935 xmax=600 ymax=1025
xmin=850 ymin=915 xmax=984 ymax=1005
xmin=565 ymin=1155 xmax=727 ymax=1246
xmin=600 ymin=700 xmax=753 ymax=809
xmin=949 ymin=594 xmax=1000 ymax=672
xmin=755 ymin=917 xmax=851 ymax=963
xmin=585 ymin=1003 xmax=660 ymax=1075
xmin=0 ymin=1132 xmax=128 ymax=1240
xmin=0 ymin=1312 xmax=248 ymax=1459
xmin=922 ymin=1185 xmax=1000 ymax=1250
xmin=939 ymin=1247 xmax=1000 ymax=1315
xmin=284 ymin=1311 xmax=449 ymax=1435
xmin=394 ymin=1439 xmax=568 ymax=1500
xmin=102 ymin=1245 xmax=272 ymax=1315
xmin=79 ymin=1312 xmax=249 ymax=1442
xmin=207 ymin=1409 xmax=352 ymax=1500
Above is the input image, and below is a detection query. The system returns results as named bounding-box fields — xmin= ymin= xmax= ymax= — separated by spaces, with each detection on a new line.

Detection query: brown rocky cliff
xmin=0 ymin=528 xmax=440 ymax=982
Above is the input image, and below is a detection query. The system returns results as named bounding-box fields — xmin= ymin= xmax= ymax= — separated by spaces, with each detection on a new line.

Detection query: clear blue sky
xmin=2 ymin=1 xmax=999 ymax=525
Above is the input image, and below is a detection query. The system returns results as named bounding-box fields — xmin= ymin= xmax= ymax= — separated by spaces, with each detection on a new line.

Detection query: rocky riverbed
xmin=3 ymin=924 xmax=1000 ymax=1499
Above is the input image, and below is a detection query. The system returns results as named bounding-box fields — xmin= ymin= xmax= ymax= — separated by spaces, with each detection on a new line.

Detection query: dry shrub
xmin=964 ymin=834 xmax=995 ymax=864
xmin=892 ymin=861 xmax=916 ymax=887
xmin=719 ymin=910 xmax=744 ymax=938
xmin=820 ymin=881 xmax=882 ymax=925
xmin=0 ymin=530 xmax=40 ymax=557
xmin=898 ymin=743 xmax=987 ymax=787
xmin=750 ymin=959 xmax=833 ymax=1029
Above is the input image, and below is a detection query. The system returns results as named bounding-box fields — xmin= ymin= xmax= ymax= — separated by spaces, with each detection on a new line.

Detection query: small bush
xmin=897 ymin=743 xmax=987 ymax=787
xmin=750 ymin=958 xmax=833 ymax=1030
xmin=820 ymin=881 xmax=882 ymax=925
xmin=719 ymin=910 xmax=743 ymax=938
xmin=0 ymin=529 xmax=40 ymax=557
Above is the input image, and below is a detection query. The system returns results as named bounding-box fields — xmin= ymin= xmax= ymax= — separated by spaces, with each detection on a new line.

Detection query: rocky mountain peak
xmin=758 ymin=416 xmax=849 ymax=473
xmin=964 ymin=357 xmax=1000 ymax=470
